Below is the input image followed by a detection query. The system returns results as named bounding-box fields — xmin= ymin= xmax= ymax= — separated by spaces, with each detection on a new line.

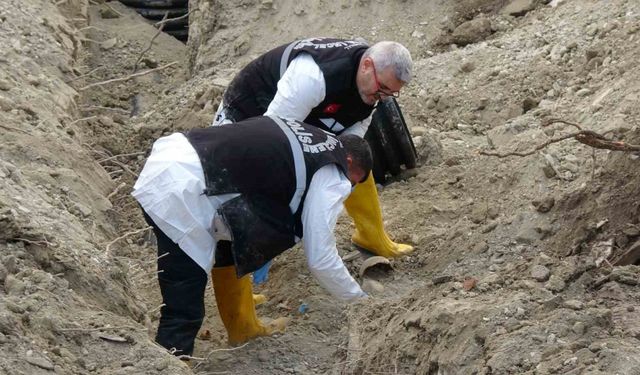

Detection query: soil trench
xmin=1 ymin=0 xmax=640 ymax=374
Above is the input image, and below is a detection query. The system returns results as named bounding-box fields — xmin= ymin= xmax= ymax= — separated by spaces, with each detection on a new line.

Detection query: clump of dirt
xmin=2 ymin=0 xmax=640 ymax=374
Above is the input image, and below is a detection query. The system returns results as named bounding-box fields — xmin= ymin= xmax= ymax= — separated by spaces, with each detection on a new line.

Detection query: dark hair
xmin=338 ymin=134 xmax=372 ymax=176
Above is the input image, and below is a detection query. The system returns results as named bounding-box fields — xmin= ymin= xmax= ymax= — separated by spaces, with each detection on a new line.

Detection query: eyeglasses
xmin=371 ymin=62 xmax=400 ymax=99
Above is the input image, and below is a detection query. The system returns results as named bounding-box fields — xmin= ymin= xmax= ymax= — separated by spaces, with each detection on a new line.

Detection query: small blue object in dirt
xmin=252 ymin=261 xmax=272 ymax=285
xmin=298 ymin=303 xmax=309 ymax=314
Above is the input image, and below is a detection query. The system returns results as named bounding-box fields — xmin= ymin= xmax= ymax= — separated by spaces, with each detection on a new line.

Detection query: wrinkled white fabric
xmin=265 ymin=53 xmax=372 ymax=137
xmin=132 ymin=133 xmax=238 ymax=272
xmin=264 ymin=54 xmax=325 ymax=122
xmin=211 ymin=54 xmax=371 ymax=136
xmin=132 ymin=132 xmax=365 ymax=300
xmin=301 ymin=164 xmax=367 ymax=301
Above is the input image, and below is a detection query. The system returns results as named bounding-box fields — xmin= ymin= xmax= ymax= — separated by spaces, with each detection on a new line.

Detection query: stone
xmin=531 ymin=265 xmax=551 ymax=282
xmin=473 ymin=241 xmax=490 ymax=253
xmin=72 ymin=203 xmax=92 ymax=218
xmin=3 ymin=255 xmax=19 ymax=274
xmin=564 ymin=299 xmax=584 ymax=310
xmin=576 ymin=88 xmax=592 ymax=97
xmin=546 ymin=333 xmax=556 ymax=344
xmin=522 ymin=97 xmax=539 ymax=113
xmin=452 ymin=17 xmax=492 ymax=46
xmin=536 ymin=224 xmax=554 ymax=239
xmin=99 ymin=7 xmax=120 ymax=19
xmin=516 ymin=225 xmax=539 ymax=244
xmin=460 ymin=61 xmax=475 ymax=73
xmin=541 ymin=165 xmax=556 ymax=179
xmin=257 ymin=350 xmax=270 ymax=363
xmin=480 ymin=273 xmax=503 ymax=286
xmin=432 ymin=274 xmax=453 ymax=285
xmin=550 ymin=44 xmax=568 ymax=62
xmin=609 ymin=267 xmax=639 ymax=285
xmin=5 ymin=300 xmax=25 ymax=314
xmin=477 ymin=97 xmax=489 ymax=110
xmin=426 ymin=98 xmax=436 ymax=109
xmin=572 ymin=321 xmax=586 ymax=335
xmin=545 ymin=275 xmax=566 ymax=292
xmin=4 ymin=275 xmax=26 ymax=295
xmin=470 ymin=205 xmax=489 ymax=224
xmin=233 ymin=36 xmax=251 ymax=56
xmin=141 ymin=58 xmax=158 ymax=69
xmin=154 ymin=358 xmax=169 ymax=371
xmin=100 ymin=38 xmax=117 ymax=50
xmin=403 ymin=311 xmax=422 ymax=328
xmin=0 ymin=96 xmax=16 ymax=111
xmin=362 ymin=278 xmax=385 ymax=294
xmin=481 ymin=221 xmax=498 ymax=233
xmin=25 ymin=355 xmax=54 ymax=371
xmin=411 ymin=30 xmax=425 ymax=39
xmin=0 ymin=79 xmax=12 ymax=91
xmin=0 ymin=263 xmax=7 ymax=283
xmin=622 ymin=224 xmax=640 ymax=237
xmin=410 ymin=127 xmax=427 ymax=136
xmin=501 ymin=0 xmax=537 ymax=17
xmin=435 ymin=96 xmax=451 ymax=112
xmin=0 ymin=311 xmax=19 ymax=335
xmin=574 ymin=348 xmax=596 ymax=365
xmin=532 ymin=197 xmax=555 ymax=213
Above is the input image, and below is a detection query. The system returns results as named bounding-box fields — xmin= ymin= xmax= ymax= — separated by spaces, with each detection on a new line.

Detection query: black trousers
xmin=143 ymin=211 xmax=234 ymax=356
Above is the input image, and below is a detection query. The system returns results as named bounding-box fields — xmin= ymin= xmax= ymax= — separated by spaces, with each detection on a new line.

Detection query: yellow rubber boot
xmin=344 ymin=173 xmax=413 ymax=258
xmin=211 ymin=266 xmax=288 ymax=346
xmin=253 ymin=294 xmax=267 ymax=305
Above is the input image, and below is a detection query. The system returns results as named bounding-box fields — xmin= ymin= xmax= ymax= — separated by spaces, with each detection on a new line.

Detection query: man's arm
xmin=339 ymin=114 xmax=373 ymax=138
xmin=301 ymin=164 xmax=367 ymax=301
xmin=264 ymin=54 xmax=326 ymax=121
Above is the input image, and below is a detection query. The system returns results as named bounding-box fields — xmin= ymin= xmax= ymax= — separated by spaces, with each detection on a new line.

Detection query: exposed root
xmin=133 ymin=13 xmax=168 ymax=73
xmin=68 ymin=116 xmax=97 ymax=126
xmin=78 ymin=62 xmax=179 ymax=91
xmin=0 ymin=124 xmax=30 ymax=135
xmin=480 ymin=118 xmax=640 ymax=158
xmin=105 ymin=226 xmax=152 ymax=256
xmin=59 ymin=325 xmax=146 ymax=332
xmin=191 ymin=343 xmax=251 ymax=370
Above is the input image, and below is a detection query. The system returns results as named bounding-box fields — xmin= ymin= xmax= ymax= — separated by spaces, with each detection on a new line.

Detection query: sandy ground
xmin=1 ymin=0 xmax=640 ymax=374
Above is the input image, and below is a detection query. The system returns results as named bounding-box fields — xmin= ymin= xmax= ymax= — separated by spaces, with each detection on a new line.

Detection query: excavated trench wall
xmin=0 ymin=1 xmax=188 ymax=373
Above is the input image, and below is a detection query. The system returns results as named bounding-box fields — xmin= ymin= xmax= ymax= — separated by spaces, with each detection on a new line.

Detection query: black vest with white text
xmin=223 ymin=38 xmax=375 ymax=134
xmin=185 ymin=116 xmax=349 ymax=276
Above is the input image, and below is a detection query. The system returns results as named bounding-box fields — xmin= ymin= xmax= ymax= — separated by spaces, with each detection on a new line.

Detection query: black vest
xmin=223 ymin=38 xmax=375 ymax=134
xmin=185 ymin=116 xmax=349 ymax=276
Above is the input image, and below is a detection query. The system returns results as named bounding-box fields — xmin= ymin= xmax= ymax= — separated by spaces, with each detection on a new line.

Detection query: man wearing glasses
xmin=213 ymin=37 xmax=413 ymax=281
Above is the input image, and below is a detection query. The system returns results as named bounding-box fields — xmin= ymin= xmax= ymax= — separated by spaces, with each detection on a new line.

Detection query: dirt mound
xmin=1 ymin=0 xmax=640 ymax=374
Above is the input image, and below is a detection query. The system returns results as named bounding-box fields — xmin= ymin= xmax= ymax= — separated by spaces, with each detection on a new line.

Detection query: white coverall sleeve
xmin=264 ymin=53 xmax=326 ymax=121
xmin=339 ymin=114 xmax=373 ymax=138
xmin=301 ymin=164 xmax=367 ymax=301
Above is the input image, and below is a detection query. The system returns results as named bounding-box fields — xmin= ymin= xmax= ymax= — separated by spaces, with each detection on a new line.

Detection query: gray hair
xmin=362 ymin=41 xmax=413 ymax=83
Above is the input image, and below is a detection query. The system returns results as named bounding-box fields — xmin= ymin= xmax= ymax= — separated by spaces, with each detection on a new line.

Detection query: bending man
xmin=213 ymin=37 xmax=414 ymax=260
xmin=132 ymin=115 xmax=371 ymax=356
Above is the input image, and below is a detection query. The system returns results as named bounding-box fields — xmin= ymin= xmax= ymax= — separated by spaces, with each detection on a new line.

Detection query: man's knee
xmin=214 ymin=240 xmax=234 ymax=267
